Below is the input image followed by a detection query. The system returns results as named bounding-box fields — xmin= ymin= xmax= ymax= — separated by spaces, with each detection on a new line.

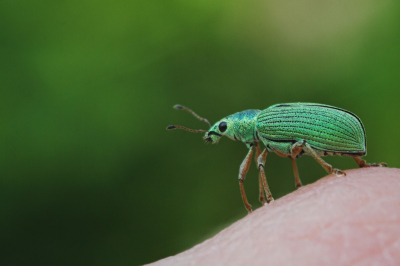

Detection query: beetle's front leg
xmin=239 ymin=148 xmax=254 ymax=213
xmin=257 ymin=148 xmax=274 ymax=203
xmin=353 ymin=157 xmax=387 ymax=168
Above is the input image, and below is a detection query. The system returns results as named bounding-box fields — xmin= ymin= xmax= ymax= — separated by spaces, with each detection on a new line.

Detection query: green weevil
xmin=167 ymin=103 xmax=387 ymax=213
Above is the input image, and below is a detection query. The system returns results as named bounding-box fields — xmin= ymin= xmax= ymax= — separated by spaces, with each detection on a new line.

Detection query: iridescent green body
xmin=208 ymin=103 xmax=366 ymax=158
xmin=168 ymin=102 xmax=386 ymax=213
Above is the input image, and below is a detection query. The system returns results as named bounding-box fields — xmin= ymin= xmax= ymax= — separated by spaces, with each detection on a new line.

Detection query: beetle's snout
xmin=204 ymin=130 xmax=221 ymax=143
xmin=204 ymin=132 xmax=213 ymax=143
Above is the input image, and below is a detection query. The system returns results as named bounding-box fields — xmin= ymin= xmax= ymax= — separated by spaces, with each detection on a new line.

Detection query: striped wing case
xmin=255 ymin=103 xmax=366 ymax=153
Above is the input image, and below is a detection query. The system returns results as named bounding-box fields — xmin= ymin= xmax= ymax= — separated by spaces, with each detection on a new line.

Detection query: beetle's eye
xmin=218 ymin=122 xmax=227 ymax=132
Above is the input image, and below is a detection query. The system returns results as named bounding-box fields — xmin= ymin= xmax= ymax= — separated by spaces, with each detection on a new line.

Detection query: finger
xmin=148 ymin=168 xmax=400 ymax=266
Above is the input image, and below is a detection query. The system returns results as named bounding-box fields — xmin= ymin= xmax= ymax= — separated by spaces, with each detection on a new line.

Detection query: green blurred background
xmin=1 ymin=1 xmax=399 ymax=265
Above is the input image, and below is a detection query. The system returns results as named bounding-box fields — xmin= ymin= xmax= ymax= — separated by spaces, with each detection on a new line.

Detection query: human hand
xmin=149 ymin=168 xmax=400 ymax=265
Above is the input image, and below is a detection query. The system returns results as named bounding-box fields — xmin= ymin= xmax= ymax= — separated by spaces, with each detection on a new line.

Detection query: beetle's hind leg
xmin=353 ymin=157 xmax=387 ymax=168
xmin=303 ymin=142 xmax=346 ymax=177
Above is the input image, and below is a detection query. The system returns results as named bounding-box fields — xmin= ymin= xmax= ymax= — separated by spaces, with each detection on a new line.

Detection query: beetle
xmin=167 ymin=103 xmax=387 ymax=213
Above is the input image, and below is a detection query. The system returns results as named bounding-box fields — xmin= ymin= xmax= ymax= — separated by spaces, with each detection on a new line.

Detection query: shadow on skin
xmin=148 ymin=168 xmax=400 ymax=266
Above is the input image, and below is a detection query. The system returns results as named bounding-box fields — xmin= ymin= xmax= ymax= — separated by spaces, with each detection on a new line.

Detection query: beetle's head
xmin=168 ymin=106 xmax=260 ymax=145
xmin=204 ymin=120 xmax=228 ymax=144
xmin=167 ymin=105 xmax=236 ymax=144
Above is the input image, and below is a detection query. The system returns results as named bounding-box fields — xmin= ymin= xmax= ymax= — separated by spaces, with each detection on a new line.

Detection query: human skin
xmin=148 ymin=167 xmax=400 ymax=266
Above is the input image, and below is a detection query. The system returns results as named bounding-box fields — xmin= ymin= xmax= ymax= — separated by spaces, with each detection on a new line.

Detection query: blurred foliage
xmin=0 ymin=0 xmax=399 ymax=265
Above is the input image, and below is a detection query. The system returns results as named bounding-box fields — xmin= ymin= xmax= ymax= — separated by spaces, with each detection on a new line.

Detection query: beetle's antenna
xmin=173 ymin=105 xmax=211 ymax=128
xmin=166 ymin=125 xmax=206 ymax=133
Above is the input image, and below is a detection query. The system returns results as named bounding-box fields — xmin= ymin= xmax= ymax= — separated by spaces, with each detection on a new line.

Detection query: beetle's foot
xmin=295 ymin=182 xmax=302 ymax=188
xmin=244 ymin=203 xmax=252 ymax=214
xmin=373 ymin=162 xmax=387 ymax=167
xmin=266 ymin=197 xmax=274 ymax=203
xmin=362 ymin=162 xmax=387 ymax=168
xmin=332 ymin=169 xmax=346 ymax=177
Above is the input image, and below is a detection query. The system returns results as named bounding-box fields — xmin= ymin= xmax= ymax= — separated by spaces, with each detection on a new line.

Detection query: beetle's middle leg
xmin=254 ymin=144 xmax=266 ymax=205
xmin=239 ymin=147 xmax=254 ymax=213
xmin=257 ymin=148 xmax=274 ymax=203
xmin=290 ymin=140 xmax=305 ymax=187
xmin=353 ymin=157 xmax=387 ymax=168
xmin=271 ymin=141 xmax=303 ymax=188
xmin=303 ymin=142 xmax=346 ymax=177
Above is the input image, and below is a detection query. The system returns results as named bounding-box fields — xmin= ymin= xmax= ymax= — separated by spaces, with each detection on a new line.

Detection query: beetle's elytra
xmin=167 ymin=103 xmax=387 ymax=213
